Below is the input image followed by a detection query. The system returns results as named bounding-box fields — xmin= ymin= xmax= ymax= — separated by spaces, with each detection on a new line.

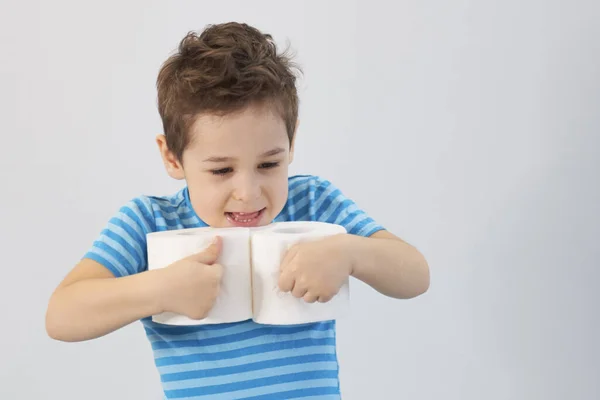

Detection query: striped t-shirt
xmin=84 ymin=174 xmax=384 ymax=399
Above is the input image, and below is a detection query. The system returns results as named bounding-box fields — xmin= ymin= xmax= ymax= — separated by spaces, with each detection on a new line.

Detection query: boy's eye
xmin=210 ymin=162 xmax=279 ymax=176
xmin=211 ymin=167 xmax=232 ymax=176
xmin=259 ymin=162 xmax=280 ymax=169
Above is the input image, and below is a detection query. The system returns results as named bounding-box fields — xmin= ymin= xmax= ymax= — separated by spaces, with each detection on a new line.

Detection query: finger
xmin=187 ymin=236 xmax=222 ymax=264
xmin=317 ymin=294 xmax=333 ymax=303
xmin=303 ymin=292 xmax=319 ymax=303
xmin=279 ymin=245 xmax=298 ymax=273
xmin=278 ymin=270 xmax=295 ymax=293
xmin=291 ymin=281 xmax=308 ymax=298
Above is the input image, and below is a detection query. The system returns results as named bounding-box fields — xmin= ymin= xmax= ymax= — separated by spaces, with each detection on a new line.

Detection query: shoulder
xmin=283 ymin=174 xmax=345 ymax=217
xmin=284 ymin=174 xmax=385 ymax=237
xmin=288 ymin=174 xmax=334 ymax=193
xmin=83 ymin=188 xmax=193 ymax=277
xmin=145 ymin=187 xmax=201 ymax=231
xmin=287 ymin=174 xmax=344 ymax=203
xmin=112 ymin=187 xmax=196 ymax=233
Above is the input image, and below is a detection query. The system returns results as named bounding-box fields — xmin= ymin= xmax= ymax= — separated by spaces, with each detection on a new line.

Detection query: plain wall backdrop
xmin=1 ymin=0 xmax=599 ymax=399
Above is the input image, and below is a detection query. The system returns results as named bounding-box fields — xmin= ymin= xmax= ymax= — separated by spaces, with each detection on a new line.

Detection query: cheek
xmin=206 ymin=186 xmax=231 ymax=208
xmin=266 ymin=174 xmax=289 ymax=205
xmin=188 ymin=177 xmax=229 ymax=210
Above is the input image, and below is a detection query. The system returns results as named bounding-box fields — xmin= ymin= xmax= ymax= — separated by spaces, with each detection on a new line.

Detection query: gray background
xmin=1 ymin=0 xmax=599 ymax=399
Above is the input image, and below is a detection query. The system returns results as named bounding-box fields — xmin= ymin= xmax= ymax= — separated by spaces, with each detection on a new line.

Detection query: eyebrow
xmin=203 ymin=147 xmax=286 ymax=162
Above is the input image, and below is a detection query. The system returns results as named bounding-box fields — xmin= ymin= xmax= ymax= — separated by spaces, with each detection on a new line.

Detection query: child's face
xmin=160 ymin=103 xmax=294 ymax=228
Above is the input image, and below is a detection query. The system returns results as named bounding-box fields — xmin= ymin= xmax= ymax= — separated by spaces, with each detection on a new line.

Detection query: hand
xmin=156 ymin=236 xmax=224 ymax=320
xmin=278 ymin=234 xmax=352 ymax=303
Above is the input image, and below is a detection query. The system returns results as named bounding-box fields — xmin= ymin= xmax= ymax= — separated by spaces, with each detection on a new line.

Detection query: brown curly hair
xmin=156 ymin=22 xmax=301 ymax=162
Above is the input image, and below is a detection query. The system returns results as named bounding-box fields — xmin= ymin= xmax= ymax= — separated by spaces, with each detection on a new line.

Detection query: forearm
xmin=346 ymin=234 xmax=430 ymax=299
xmin=46 ymin=270 xmax=163 ymax=342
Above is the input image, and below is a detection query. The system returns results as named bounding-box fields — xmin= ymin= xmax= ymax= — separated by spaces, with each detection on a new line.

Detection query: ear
xmin=289 ymin=119 xmax=299 ymax=164
xmin=156 ymin=134 xmax=185 ymax=180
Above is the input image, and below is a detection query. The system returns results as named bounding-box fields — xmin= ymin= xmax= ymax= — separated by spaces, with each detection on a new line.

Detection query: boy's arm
xmin=347 ymin=230 xmax=430 ymax=299
xmin=46 ymin=238 xmax=224 ymax=343
xmin=45 ymin=258 xmax=164 ymax=342
xmin=304 ymin=176 xmax=429 ymax=299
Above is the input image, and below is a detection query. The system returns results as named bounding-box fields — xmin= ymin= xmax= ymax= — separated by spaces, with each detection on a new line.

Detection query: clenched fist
xmin=278 ymin=234 xmax=352 ymax=304
xmin=156 ymin=236 xmax=224 ymax=320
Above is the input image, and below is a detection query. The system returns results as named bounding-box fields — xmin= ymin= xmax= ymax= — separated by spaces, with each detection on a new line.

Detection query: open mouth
xmin=225 ymin=208 xmax=266 ymax=227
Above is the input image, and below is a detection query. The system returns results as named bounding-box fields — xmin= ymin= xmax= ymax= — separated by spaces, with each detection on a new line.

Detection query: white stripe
xmin=146 ymin=322 xmax=259 ymax=342
xmin=100 ymin=232 xmax=139 ymax=272
xmin=162 ymin=362 xmax=339 ymax=390
xmin=152 ymin=329 xmax=335 ymax=358
xmin=87 ymin=247 xmax=129 ymax=276
xmin=157 ymin=345 xmax=336 ymax=375
xmin=126 ymin=200 xmax=154 ymax=232
xmin=107 ymin=219 xmax=145 ymax=263
xmin=165 ymin=378 xmax=339 ymax=400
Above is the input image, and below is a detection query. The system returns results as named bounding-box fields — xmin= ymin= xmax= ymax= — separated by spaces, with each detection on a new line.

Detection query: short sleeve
xmin=83 ymin=197 xmax=156 ymax=277
xmin=313 ymin=177 xmax=385 ymax=237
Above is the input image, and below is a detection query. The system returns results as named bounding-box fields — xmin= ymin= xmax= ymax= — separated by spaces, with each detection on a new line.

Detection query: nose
xmin=232 ymin=173 xmax=261 ymax=203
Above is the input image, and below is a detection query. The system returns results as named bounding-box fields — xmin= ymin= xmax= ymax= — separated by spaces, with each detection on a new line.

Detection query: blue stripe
xmin=145 ymin=320 xmax=254 ymax=337
xmin=288 ymin=176 xmax=311 ymax=193
xmin=154 ymin=217 xmax=203 ymax=229
xmin=364 ymin=224 xmax=385 ymax=237
xmin=313 ymin=187 xmax=337 ymax=212
xmin=314 ymin=191 xmax=341 ymax=218
xmin=291 ymin=179 xmax=325 ymax=206
xmin=155 ymin=203 xmax=180 ymax=214
xmin=122 ymin=203 xmax=153 ymax=234
xmin=182 ymin=217 xmax=203 ymax=227
xmin=323 ymin=198 xmax=353 ymax=224
xmin=154 ymin=202 xmax=195 ymax=217
xmin=239 ymin=386 xmax=340 ymax=400
xmin=312 ymin=179 xmax=333 ymax=200
xmin=148 ymin=327 xmax=332 ymax=347
xmin=154 ymin=337 xmax=336 ymax=366
xmin=347 ymin=217 xmax=371 ymax=236
xmin=147 ymin=321 xmax=330 ymax=341
xmin=83 ymin=252 xmax=126 ymax=277
xmin=188 ymin=379 xmax=340 ymax=400
xmin=151 ymin=324 xmax=333 ymax=350
xmin=161 ymin=354 xmax=337 ymax=382
xmin=290 ymin=186 xmax=317 ymax=216
xmin=338 ymin=207 xmax=359 ymax=225
xmin=163 ymin=362 xmax=339 ymax=391
xmin=293 ymin=201 xmax=311 ymax=221
xmin=132 ymin=198 xmax=156 ymax=231
xmin=164 ymin=370 xmax=339 ymax=398
xmin=111 ymin=213 xmax=145 ymax=245
xmin=157 ymin=345 xmax=336 ymax=374
xmin=159 ymin=209 xmax=197 ymax=224
xmin=154 ymin=221 xmax=183 ymax=230
xmin=151 ymin=329 xmax=334 ymax=359
xmin=102 ymin=226 xmax=143 ymax=267
xmin=93 ymin=240 xmax=136 ymax=275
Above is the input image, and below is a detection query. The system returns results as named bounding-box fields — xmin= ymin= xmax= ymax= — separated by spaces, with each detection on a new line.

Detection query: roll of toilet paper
xmin=250 ymin=221 xmax=349 ymax=325
xmin=146 ymin=226 xmax=253 ymax=325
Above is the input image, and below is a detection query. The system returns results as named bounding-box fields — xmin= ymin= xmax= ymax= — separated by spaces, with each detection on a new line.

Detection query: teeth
xmin=229 ymin=211 xmax=260 ymax=223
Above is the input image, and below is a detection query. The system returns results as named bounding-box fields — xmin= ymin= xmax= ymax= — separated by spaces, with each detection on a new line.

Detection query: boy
xmin=46 ymin=22 xmax=429 ymax=399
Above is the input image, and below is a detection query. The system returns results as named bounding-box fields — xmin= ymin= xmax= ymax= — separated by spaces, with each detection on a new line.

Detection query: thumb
xmin=188 ymin=236 xmax=222 ymax=264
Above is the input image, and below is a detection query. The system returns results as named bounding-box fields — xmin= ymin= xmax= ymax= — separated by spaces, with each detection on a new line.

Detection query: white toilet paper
xmin=147 ymin=227 xmax=253 ymax=325
xmin=250 ymin=221 xmax=349 ymax=325
xmin=146 ymin=221 xmax=349 ymax=325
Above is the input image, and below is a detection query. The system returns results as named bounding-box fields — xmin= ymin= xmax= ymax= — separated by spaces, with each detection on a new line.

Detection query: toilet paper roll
xmin=146 ymin=227 xmax=253 ymax=325
xmin=250 ymin=221 xmax=349 ymax=325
